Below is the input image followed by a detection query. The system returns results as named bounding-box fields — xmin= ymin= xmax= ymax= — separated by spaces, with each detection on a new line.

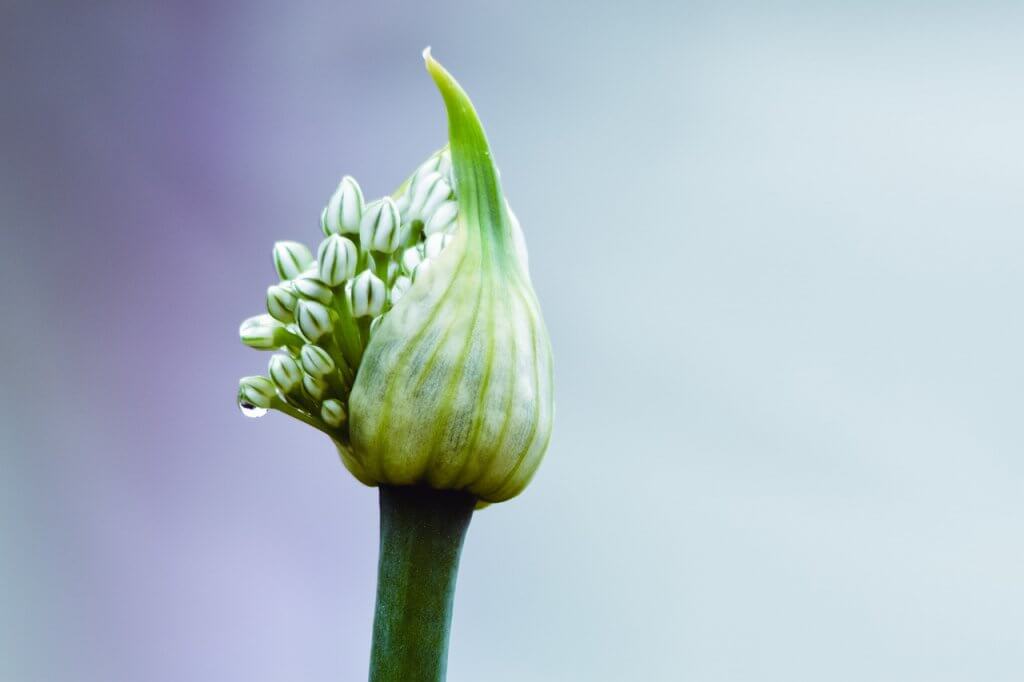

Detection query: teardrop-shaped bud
xmin=423 ymin=200 xmax=458 ymax=236
xmin=266 ymin=284 xmax=298 ymax=323
xmin=359 ymin=197 xmax=402 ymax=254
xmin=390 ymin=275 xmax=411 ymax=305
xmin=322 ymin=176 xmax=364 ymax=236
xmin=273 ymin=241 xmax=314 ymax=280
xmin=300 ymin=343 xmax=335 ymax=378
xmin=321 ymin=399 xmax=347 ymax=428
xmin=268 ymin=354 xmax=303 ymax=393
xmin=239 ymin=314 xmax=301 ymax=350
xmin=348 ymin=52 xmax=554 ymax=503
xmin=317 ymin=234 xmax=358 ymax=286
xmin=292 ymin=277 xmax=333 ymax=305
xmin=406 ymin=172 xmax=452 ymax=223
xmin=295 ymin=300 xmax=334 ymax=342
xmin=303 ymin=373 xmax=328 ymax=400
xmin=348 ymin=270 xmax=386 ymax=318
xmin=423 ymin=232 xmax=450 ymax=259
xmin=400 ymin=245 xmax=424 ymax=275
xmin=238 ymin=375 xmax=277 ymax=409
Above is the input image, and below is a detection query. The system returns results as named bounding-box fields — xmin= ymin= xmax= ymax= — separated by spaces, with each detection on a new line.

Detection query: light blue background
xmin=2 ymin=1 xmax=1022 ymax=680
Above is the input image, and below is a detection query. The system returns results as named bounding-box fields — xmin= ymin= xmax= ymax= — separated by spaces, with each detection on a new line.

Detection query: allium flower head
xmin=237 ymin=51 xmax=553 ymax=503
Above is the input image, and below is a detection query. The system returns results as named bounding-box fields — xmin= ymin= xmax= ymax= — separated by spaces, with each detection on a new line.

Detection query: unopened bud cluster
xmin=237 ymin=148 xmax=459 ymax=445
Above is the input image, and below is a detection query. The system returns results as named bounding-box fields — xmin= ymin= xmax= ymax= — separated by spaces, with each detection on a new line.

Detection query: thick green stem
xmin=369 ymin=485 xmax=475 ymax=682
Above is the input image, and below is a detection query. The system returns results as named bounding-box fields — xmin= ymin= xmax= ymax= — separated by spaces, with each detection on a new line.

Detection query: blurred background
xmin=2 ymin=1 xmax=1023 ymax=680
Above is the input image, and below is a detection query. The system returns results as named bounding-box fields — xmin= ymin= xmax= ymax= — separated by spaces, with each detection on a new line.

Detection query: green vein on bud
xmin=273 ymin=241 xmax=314 ymax=280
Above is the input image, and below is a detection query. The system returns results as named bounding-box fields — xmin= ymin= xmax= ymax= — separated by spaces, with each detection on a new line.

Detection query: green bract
xmin=237 ymin=51 xmax=554 ymax=503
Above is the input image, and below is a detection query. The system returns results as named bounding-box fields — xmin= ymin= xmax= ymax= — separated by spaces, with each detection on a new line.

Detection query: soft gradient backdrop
xmin=3 ymin=1 xmax=1023 ymax=680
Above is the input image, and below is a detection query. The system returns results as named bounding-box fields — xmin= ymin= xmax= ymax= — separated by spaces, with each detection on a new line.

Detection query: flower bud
xmin=390 ymin=275 xmax=412 ymax=305
xmin=273 ymin=241 xmax=314 ymax=280
xmin=348 ymin=52 xmax=554 ymax=503
xmin=406 ymin=172 xmax=452 ymax=223
xmin=239 ymin=314 xmax=299 ymax=350
xmin=423 ymin=200 xmax=458 ymax=236
xmin=321 ymin=399 xmax=347 ymax=428
xmin=292 ymin=277 xmax=333 ymax=305
xmin=349 ymin=270 xmax=386 ymax=318
xmin=268 ymin=354 xmax=303 ymax=393
xmin=423 ymin=232 xmax=450 ymax=259
xmin=266 ymin=284 xmax=298 ymax=323
xmin=400 ymin=245 xmax=423 ymax=275
xmin=359 ymin=197 xmax=402 ymax=254
xmin=295 ymin=300 xmax=334 ymax=342
xmin=303 ymin=373 xmax=328 ymax=400
xmin=322 ymin=176 xmax=364 ymax=236
xmin=317 ymin=234 xmax=358 ymax=286
xmin=238 ymin=375 xmax=277 ymax=416
xmin=300 ymin=343 xmax=335 ymax=378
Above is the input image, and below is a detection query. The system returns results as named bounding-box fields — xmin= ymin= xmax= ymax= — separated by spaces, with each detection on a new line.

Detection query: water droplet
xmin=239 ymin=401 xmax=268 ymax=418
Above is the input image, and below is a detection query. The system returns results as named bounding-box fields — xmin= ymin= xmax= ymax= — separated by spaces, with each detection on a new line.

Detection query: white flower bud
xmin=238 ymin=375 xmax=277 ymax=414
xmin=317 ymin=234 xmax=358 ymax=286
xmin=322 ymin=176 xmax=364 ymax=236
xmin=266 ymin=284 xmax=298 ymax=323
xmin=423 ymin=232 xmax=451 ymax=259
xmin=423 ymin=200 xmax=458 ymax=236
xmin=272 ymin=241 xmax=314 ymax=280
xmin=390 ymin=275 xmax=411 ymax=305
xmin=300 ymin=343 xmax=335 ymax=378
xmin=295 ymin=300 xmax=334 ymax=342
xmin=239 ymin=314 xmax=294 ymax=350
xmin=292 ymin=277 xmax=333 ymax=305
xmin=303 ymin=373 xmax=328 ymax=400
xmin=400 ymin=245 xmax=424 ymax=275
xmin=407 ymin=172 xmax=452 ymax=223
xmin=411 ymin=258 xmax=432 ymax=283
xmin=268 ymin=354 xmax=303 ymax=393
xmin=321 ymin=399 xmax=346 ymax=428
xmin=348 ymin=270 xmax=386 ymax=318
xmin=359 ymin=197 xmax=402 ymax=253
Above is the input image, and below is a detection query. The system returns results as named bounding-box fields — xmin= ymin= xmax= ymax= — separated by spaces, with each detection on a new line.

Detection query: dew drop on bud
xmin=238 ymin=401 xmax=268 ymax=418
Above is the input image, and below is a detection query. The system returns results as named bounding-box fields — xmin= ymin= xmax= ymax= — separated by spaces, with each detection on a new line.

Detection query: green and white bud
xmin=300 ymin=343 xmax=336 ymax=378
xmin=348 ymin=52 xmax=554 ymax=503
xmin=423 ymin=200 xmax=458 ymax=236
xmin=349 ymin=270 xmax=386 ymax=318
xmin=240 ymin=314 xmax=299 ymax=350
xmin=359 ymin=197 xmax=402 ymax=254
xmin=292 ymin=277 xmax=334 ymax=305
xmin=423 ymin=232 xmax=450 ymax=259
xmin=295 ymin=300 xmax=334 ymax=342
xmin=322 ymin=176 xmax=364 ymax=236
xmin=303 ymin=373 xmax=328 ymax=400
xmin=238 ymin=375 xmax=277 ymax=416
xmin=390 ymin=275 xmax=412 ymax=305
xmin=400 ymin=245 xmax=423 ymax=275
xmin=266 ymin=284 xmax=298 ymax=323
xmin=321 ymin=399 xmax=347 ymax=428
xmin=273 ymin=241 xmax=314 ymax=280
xmin=406 ymin=172 xmax=452 ymax=223
xmin=268 ymin=354 xmax=303 ymax=393
xmin=317 ymin=234 xmax=358 ymax=286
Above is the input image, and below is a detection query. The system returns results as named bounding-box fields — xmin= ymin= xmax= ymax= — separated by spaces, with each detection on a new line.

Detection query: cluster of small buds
xmin=237 ymin=149 xmax=460 ymax=440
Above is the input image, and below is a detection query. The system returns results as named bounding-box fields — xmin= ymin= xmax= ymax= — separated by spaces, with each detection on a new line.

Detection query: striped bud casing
xmin=292 ymin=277 xmax=333 ymax=305
xmin=359 ymin=197 xmax=402 ymax=254
xmin=423 ymin=200 xmax=458 ymax=236
xmin=300 ymin=343 xmax=335 ymax=378
xmin=423 ymin=232 xmax=450 ymax=259
xmin=348 ymin=52 xmax=554 ymax=503
xmin=322 ymin=176 xmax=364 ymax=236
xmin=406 ymin=172 xmax=452 ymax=223
xmin=400 ymin=245 xmax=423 ymax=275
xmin=238 ymin=375 xmax=277 ymax=409
xmin=273 ymin=241 xmax=314 ymax=280
xmin=303 ymin=373 xmax=328 ymax=400
xmin=390 ymin=275 xmax=412 ymax=305
xmin=295 ymin=300 xmax=334 ymax=342
xmin=321 ymin=399 xmax=347 ymax=428
xmin=349 ymin=270 xmax=386 ymax=318
xmin=268 ymin=354 xmax=303 ymax=393
xmin=240 ymin=314 xmax=292 ymax=350
xmin=317 ymin=234 xmax=358 ymax=286
xmin=266 ymin=284 xmax=298 ymax=323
